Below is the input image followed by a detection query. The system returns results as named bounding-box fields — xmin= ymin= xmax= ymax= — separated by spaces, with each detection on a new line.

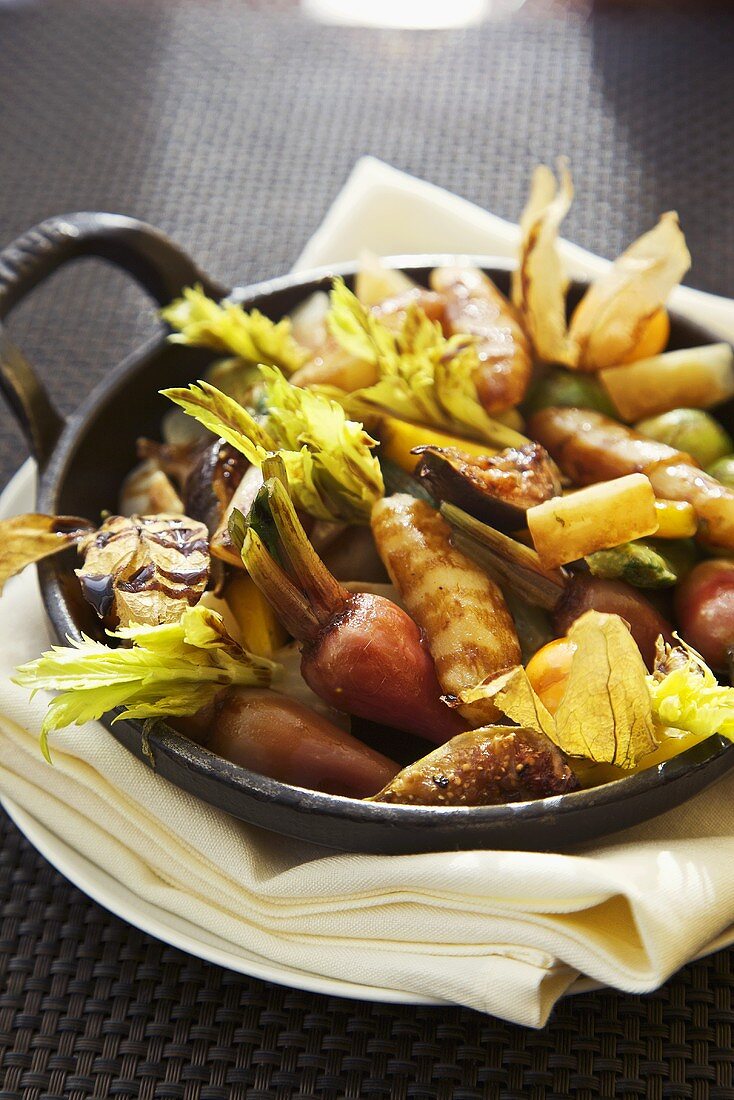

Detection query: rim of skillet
xmin=35 ymin=254 xmax=734 ymax=834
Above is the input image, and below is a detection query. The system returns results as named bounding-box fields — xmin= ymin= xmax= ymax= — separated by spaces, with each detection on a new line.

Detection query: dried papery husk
xmin=0 ymin=513 xmax=94 ymax=594
xmin=465 ymin=612 xmax=659 ymax=770
xmin=554 ymin=611 xmax=658 ymax=767
xmin=511 ymin=161 xmax=576 ymax=366
xmin=569 ymin=212 xmax=691 ymax=371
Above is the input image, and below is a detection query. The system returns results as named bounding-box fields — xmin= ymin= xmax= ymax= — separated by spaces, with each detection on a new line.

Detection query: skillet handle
xmin=0 ymin=212 xmax=225 ymax=467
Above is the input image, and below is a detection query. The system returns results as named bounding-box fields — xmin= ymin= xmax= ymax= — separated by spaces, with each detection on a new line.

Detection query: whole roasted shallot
xmin=190 ymin=688 xmax=399 ymax=798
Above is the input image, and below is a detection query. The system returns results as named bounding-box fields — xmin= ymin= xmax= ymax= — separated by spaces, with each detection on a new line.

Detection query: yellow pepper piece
xmin=653 ymin=498 xmax=697 ymax=539
xmin=224 ymin=573 xmax=289 ymax=658
xmin=374 ymin=414 xmax=498 ymax=474
xmin=619 ymin=308 xmax=670 ymax=364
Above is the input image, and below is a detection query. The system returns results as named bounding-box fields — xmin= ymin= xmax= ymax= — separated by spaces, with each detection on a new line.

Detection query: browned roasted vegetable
xmin=530 ymin=407 xmax=734 ymax=549
xmin=429 ymin=266 xmax=533 ymax=414
xmin=121 ymin=437 xmax=218 ymax=517
xmin=529 ymin=406 xmax=693 ymax=485
xmin=77 ymin=514 xmax=209 ymax=626
xmin=190 ymin=687 xmax=400 ymax=798
xmin=183 ymin=438 xmax=248 ymax=535
xmin=442 ymin=502 xmax=673 ymax=668
xmin=0 ymin=513 xmax=94 ymax=594
xmin=371 ymin=494 xmax=521 ymax=725
xmin=646 ymin=462 xmax=734 ymax=551
xmin=370 ymin=725 xmax=579 ymax=805
xmin=236 ymin=478 xmax=466 ymax=743
xmin=377 ymin=285 xmax=446 ymax=331
xmin=413 ymin=442 xmax=561 ymax=530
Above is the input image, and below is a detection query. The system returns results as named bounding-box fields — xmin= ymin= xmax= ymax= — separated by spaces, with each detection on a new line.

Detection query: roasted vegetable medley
xmin=5 ymin=163 xmax=734 ymax=808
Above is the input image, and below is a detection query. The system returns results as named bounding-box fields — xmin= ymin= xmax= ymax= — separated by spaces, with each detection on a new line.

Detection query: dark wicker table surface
xmin=2 ymin=1 xmax=734 ymax=1096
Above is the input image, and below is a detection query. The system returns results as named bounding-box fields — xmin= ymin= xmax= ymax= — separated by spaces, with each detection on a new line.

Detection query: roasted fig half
xmin=413 ymin=442 xmax=561 ymax=530
xmin=370 ymin=725 xmax=579 ymax=806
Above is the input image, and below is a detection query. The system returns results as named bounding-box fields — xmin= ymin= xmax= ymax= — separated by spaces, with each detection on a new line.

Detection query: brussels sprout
xmin=635 ymin=408 xmax=734 ymax=467
xmin=706 ymin=454 xmax=734 ymax=488
xmin=523 ymin=368 xmax=617 ymax=418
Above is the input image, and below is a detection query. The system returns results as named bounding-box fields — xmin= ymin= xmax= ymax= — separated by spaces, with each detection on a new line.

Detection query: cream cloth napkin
xmin=2 ymin=158 xmax=734 ymax=1029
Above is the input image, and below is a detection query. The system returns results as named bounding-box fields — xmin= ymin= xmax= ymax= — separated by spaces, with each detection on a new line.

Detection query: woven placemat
xmin=2 ymin=0 xmax=734 ymax=1095
xmin=2 ymin=810 xmax=734 ymax=1100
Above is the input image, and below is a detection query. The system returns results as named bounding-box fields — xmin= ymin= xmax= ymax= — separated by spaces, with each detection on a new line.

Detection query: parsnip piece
xmin=430 ymin=266 xmax=534 ymax=413
xmin=527 ymin=474 xmax=658 ymax=568
xmin=600 ymin=343 xmax=734 ymax=422
xmin=289 ymin=291 xmax=330 ymax=351
xmin=371 ymin=494 xmax=521 ymax=725
xmin=119 ymin=460 xmax=185 ymax=517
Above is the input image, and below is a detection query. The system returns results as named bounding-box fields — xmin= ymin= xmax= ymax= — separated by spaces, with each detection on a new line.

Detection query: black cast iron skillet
xmin=1 ymin=212 xmax=733 ymax=854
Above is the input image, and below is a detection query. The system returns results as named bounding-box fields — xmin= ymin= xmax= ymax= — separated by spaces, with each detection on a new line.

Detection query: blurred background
xmin=0 ymin=0 xmax=732 ymax=490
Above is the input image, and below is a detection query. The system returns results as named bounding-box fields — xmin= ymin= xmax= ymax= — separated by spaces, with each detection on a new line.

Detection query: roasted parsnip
xmin=648 ymin=463 xmax=734 ymax=550
xmin=600 ymin=343 xmax=734 ymax=422
xmin=430 ymin=267 xmax=533 ymax=414
xmin=371 ymin=494 xmax=521 ymax=725
xmin=529 ymin=406 xmax=693 ymax=484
